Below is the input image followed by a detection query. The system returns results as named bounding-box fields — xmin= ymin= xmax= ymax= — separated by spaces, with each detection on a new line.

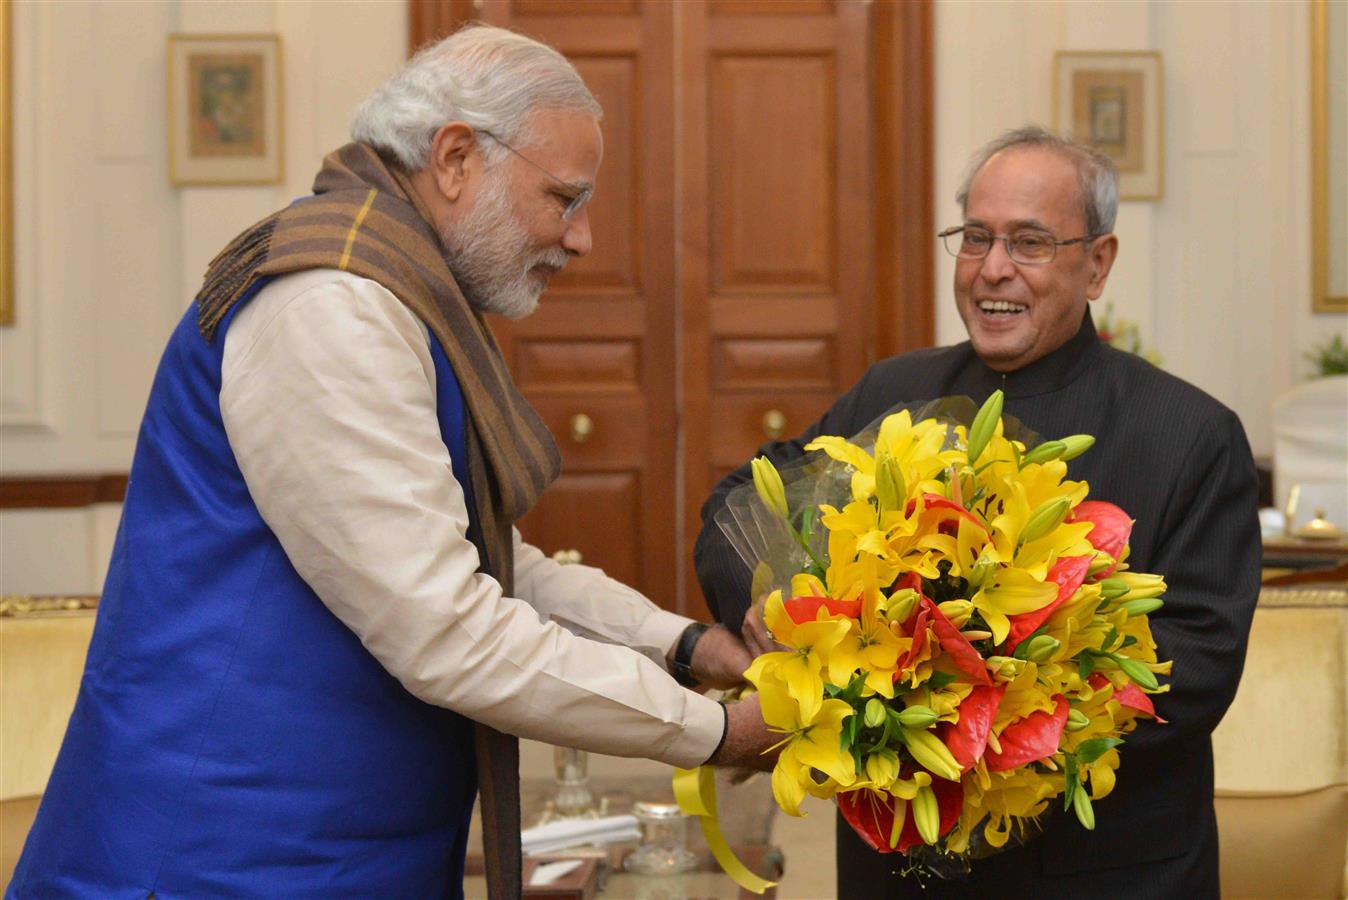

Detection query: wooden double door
xmin=412 ymin=0 xmax=933 ymax=618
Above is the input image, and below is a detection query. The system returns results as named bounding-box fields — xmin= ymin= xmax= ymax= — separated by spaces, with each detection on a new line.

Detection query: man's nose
xmin=561 ymin=209 xmax=592 ymax=258
xmin=979 ymin=236 xmax=1016 ymax=282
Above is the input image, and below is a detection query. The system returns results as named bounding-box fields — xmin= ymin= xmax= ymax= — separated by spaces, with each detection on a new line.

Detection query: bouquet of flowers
xmin=710 ymin=391 xmax=1171 ymax=881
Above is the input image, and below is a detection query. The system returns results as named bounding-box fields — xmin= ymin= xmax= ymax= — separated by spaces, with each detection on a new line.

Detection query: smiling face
xmin=431 ymin=108 xmax=603 ymax=319
xmin=954 ymin=147 xmax=1117 ymax=372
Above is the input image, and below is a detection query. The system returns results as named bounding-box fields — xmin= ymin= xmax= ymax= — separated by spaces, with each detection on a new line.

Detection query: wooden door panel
xmin=517 ymin=471 xmax=642 ymax=588
xmin=712 ymin=337 xmax=834 ymax=390
xmin=515 ymin=339 xmax=641 ymax=394
xmin=710 ymin=55 xmax=835 ymax=293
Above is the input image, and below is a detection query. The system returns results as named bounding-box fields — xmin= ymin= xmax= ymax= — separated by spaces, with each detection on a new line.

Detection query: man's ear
xmin=1085 ymin=234 xmax=1119 ymax=301
xmin=426 ymin=122 xmax=479 ymax=204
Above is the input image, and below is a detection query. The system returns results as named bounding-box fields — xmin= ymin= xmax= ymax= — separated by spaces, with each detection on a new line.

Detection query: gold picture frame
xmin=167 ymin=33 xmax=284 ymax=186
xmin=1053 ymin=51 xmax=1164 ymax=201
xmin=2 ymin=0 xmax=14 ymax=326
xmin=1311 ymin=0 xmax=1346 ymax=313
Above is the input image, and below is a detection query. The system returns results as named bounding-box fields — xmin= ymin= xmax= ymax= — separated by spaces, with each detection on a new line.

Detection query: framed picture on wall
xmin=1311 ymin=0 xmax=1346 ymax=312
xmin=167 ymin=34 xmax=283 ymax=186
xmin=2 ymin=0 xmax=14 ymax=325
xmin=1053 ymin=51 xmax=1163 ymax=201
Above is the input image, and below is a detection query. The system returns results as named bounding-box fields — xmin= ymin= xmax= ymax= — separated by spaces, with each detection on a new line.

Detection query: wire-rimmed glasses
xmin=938 ymin=225 xmax=1102 ymax=265
xmin=476 ymin=130 xmax=593 ymax=222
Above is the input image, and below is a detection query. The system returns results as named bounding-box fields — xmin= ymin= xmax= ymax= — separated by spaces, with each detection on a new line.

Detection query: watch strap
xmin=672 ymin=622 xmax=711 ymax=687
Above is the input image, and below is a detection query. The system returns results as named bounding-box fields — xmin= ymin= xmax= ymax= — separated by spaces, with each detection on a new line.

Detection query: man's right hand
xmin=740 ymin=599 xmax=785 ymax=658
xmin=707 ymin=694 xmax=779 ymax=772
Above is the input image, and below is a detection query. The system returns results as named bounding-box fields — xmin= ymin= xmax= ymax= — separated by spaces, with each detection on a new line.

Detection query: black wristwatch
xmin=671 ymin=622 xmax=711 ymax=687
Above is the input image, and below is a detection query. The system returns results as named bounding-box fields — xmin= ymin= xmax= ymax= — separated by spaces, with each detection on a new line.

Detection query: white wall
xmin=2 ymin=0 xmax=1344 ymax=593
xmin=0 ymin=0 xmax=407 ymax=593
xmin=935 ymin=0 xmax=1347 ymax=459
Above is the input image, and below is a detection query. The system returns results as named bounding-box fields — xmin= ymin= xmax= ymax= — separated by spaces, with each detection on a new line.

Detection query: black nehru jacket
xmin=694 ymin=309 xmax=1262 ymax=899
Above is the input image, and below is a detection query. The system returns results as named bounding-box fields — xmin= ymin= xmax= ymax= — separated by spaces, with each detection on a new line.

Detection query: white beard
xmin=441 ymin=172 xmax=568 ymax=320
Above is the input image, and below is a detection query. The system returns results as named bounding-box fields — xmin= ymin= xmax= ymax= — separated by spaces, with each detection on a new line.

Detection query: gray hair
xmin=350 ymin=24 xmax=601 ymax=172
xmin=955 ymin=125 xmax=1120 ymax=236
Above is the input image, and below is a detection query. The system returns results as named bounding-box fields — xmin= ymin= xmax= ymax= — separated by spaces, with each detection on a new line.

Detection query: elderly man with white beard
xmin=9 ymin=25 xmax=775 ymax=900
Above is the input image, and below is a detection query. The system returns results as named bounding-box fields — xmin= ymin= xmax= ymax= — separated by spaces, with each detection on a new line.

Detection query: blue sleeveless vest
xmin=10 ymin=281 xmax=479 ymax=899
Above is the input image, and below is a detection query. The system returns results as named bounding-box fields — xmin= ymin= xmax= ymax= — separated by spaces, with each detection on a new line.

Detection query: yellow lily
xmin=756 ymin=668 xmax=857 ymax=816
xmin=746 ymin=591 xmax=853 ymax=723
xmin=825 ymin=591 xmax=906 ymax=697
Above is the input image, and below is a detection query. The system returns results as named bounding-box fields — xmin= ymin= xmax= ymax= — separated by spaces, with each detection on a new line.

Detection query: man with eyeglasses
xmin=11 ymin=24 xmax=778 ymax=899
xmin=696 ymin=125 xmax=1261 ymax=898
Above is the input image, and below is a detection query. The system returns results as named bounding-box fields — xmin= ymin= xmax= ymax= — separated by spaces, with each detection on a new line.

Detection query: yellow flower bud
xmin=865 ymin=752 xmax=899 ymax=788
xmin=864 ymin=698 xmax=888 ymax=729
xmin=902 ymin=727 xmax=962 ymax=781
xmin=1072 ymin=785 xmax=1096 ymax=830
xmin=912 ymin=785 xmax=941 ymax=844
xmin=875 ymin=453 xmax=906 ymax=511
xmin=750 ymin=456 xmax=789 ymax=519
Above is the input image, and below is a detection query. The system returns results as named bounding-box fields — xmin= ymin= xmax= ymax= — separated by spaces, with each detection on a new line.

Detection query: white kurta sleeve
xmin=219 ymin=269 xmax=723 ymax=768
xmin=511 ymin=531 xmax=692 ymax=669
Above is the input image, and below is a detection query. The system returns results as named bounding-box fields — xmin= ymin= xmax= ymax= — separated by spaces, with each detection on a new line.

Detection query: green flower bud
xmin=1066 ymin=708 xmax=1091 ymax=731
xmin=1119 ymin=597 xmax=1164 ymax=618
xmin=864 ymin=698 xmax=888 ymax=729
xmin=966 ymin=390 xmax=1004 ymax=465
xmin=1099 ymin=578 xmax=1131 ymax=601
xmin=1116 ymin=656 xmax=1159 ymax=691
xmin=896 ymin=705 xmax=938 ymax=728
xmin=1020 ymin=440 xmax=1068 ymax=467
xmin=1019 ymin=496 xmax=1072 ymax=546
xmin=966 ymin=552 xmax=998 ymax=592
xmin=1058 ymin=434 xmax=1096 ymax=462
xmin=1024 ymin=634 xmax=1061 ymax=664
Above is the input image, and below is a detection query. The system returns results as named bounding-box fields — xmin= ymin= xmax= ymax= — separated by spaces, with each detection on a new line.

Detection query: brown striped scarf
xmin=197 ymin=142 xmax=560 ymax=899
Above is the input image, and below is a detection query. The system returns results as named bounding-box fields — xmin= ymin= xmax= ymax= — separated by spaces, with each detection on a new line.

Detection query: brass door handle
xmin=551 ymin=548 xmax=583 ymax=566
xmin=569 ymin=413 xmax=594 ymax=444
xmin=762 ymin=409 xmax=787 ymax=440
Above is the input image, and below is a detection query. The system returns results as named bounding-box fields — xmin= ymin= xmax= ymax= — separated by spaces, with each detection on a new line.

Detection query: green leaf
xmin=1075 ymin=737 xmax=1124 ymax=765
xmin=925 ymin=671 xmax=959 ymax=692
xmin=1077 ymin=651 xmax=1096 ymax=680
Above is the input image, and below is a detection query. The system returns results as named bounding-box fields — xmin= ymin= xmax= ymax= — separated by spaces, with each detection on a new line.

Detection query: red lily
xmin=1089 ymin=673 xmax=1167 ymax=723
xmin=985 ymin=696 xmax=1069 ymax=772
xmin=938 ymin=683 xmax=1006 ymax=771
xmin=1003 ymin=555 xmax=1093 ymax=652
xmin=783 ymin=594 xmax=862 ymax=624
xmin=836 ymin=775 xmax=964 ymax=854
xmin=1070 ymin=501 xmax=1134 ymax=577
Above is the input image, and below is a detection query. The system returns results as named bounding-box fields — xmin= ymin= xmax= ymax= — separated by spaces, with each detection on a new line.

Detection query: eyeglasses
xmin=476 ymin=130 xmax=593 ymax=222
xmin=938 ymin=225 xmax=1101 ymax=265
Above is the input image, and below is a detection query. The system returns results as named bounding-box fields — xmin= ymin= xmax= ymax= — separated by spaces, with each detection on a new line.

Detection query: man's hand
xmin=740 ymin=599 xmax=785 ymax=658
xmin=707 ymin=694 xmax=778 ymax=771
xmin=687 ymin=624 xmax=753 ymax=689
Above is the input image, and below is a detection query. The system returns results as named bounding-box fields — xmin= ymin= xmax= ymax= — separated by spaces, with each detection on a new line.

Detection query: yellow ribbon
xmin=672 ymin=766 xmax=778 ymax=895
